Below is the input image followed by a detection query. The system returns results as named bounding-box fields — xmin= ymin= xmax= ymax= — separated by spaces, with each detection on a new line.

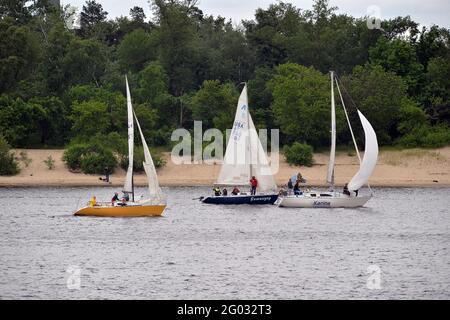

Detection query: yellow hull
xmin=74 ymin=205 xmax=166 ymax=217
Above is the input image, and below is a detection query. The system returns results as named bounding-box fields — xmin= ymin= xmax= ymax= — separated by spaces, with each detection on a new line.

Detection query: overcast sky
xmin=61 ymin=0 xmax=450 ymax=28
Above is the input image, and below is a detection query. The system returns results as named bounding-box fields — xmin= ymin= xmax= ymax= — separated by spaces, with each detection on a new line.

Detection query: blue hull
xmin=201 ymin=194 xmax=279 ymax=205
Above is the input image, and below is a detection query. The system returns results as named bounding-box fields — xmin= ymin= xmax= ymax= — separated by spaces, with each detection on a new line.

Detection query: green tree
xmin=79 ymin=0 xmax=108 ymax=37
xmin=369 ymin=37 xmax=423 ymax=95
xmin=268 ymin=63 xmax=336 ymax=147
xmin=117 ymin=29 xmax=158 ymax=72
xmin=190 ymin=80 xmax=239 ymax=131
xmin=70 ymin=100 xmax=110 ymax=139
xmin=135 ymin=61 xmax=169 ymax=104
xmin=341 ymin=65 xmax=415 ymax=145
xmin=67 ymin=84 xmax=126 ymax=135
xmin=0 ymin=17 xmax=40 ymax=92
xmin=63 ymin=38 xmax=107 ymax=87
xmin=422 ymin=55 xmax=450 ymax=125
xmin=0 ymin=0 xmax=31 ymax=24
xmin=152 ymin=0 xmax=200 ymax=96
xmin=0 ymin=96 xmax=47 ymax=147
xmin=243 ymin=2 xmax=303 ymax=67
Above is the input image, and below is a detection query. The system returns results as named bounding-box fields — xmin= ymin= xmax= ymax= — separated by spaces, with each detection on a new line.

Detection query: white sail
xmin=248 ymin=114 xmax=277 ymax=193
xmin=133 ymin=111 xmax=164 ymax=203
xmin=123 ymin=76 xmax=134 ymax=194
xmin=326 ymin=71 xmax=336 ymax=187
xmin=216 ymin=84 xmax=252 ymax=186
xmin=348 ymin=110 xmax=378 ymax=191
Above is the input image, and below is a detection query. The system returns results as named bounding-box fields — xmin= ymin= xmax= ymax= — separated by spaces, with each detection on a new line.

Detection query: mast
xmin=326 ymin=71 xmax=336 ymax=189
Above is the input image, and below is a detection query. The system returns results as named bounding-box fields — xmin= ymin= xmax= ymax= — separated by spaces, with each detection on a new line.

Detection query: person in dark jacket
xmin=293 ymin=181 xmax=302 ymax=195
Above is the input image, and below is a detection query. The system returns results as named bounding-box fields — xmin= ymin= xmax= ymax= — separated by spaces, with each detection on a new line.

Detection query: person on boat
xmin=343 ymin=183 xmax=351 ymax=196
xmin=122 ymin=192 xmax=130 ymax=202
xmin=89 ymin=196 xmax=97 ymax=207
xmin=250 ymin=176 xmax=258 ymax=195
xmin=279 ymin=185 xmax=288 ymax=197
xmin=297 ymin=172 xmax=306 ymax=183
xmin=117 ymin=198 xmax=127 ymax=206
xmin=222 ymin=188 xmax=228 ymax=196
xmin=111 ymin=192 xmax=120 ymax=205
xmin=213 ymin=187 xmax=221 ymax=197
xmin=231 ymin=186 xmax=240 ymax=195
xmin=293 ymin=181 xmax=302 ymax=196
xmin=287 ymin=178 xmax=293 ymax=195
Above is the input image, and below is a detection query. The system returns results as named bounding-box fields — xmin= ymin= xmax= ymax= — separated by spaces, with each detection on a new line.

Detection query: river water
xmin=0 ymin=187 xmax=448 ymax=299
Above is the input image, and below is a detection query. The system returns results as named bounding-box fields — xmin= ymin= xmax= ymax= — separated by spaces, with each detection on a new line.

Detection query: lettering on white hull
xmin=313 ymin=201 xmax=331 ymax=207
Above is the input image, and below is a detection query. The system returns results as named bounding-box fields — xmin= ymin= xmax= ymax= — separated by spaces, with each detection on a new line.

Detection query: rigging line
xmin=335 ymin=78 xmax=362 ymax=164
xmin=334 ymin=73 xmax=360 ymax=112
xmin=335 ymin=77 xmax=374 ymax=196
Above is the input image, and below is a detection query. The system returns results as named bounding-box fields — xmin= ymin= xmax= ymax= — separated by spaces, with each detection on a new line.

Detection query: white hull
xmin=277 ymin=192 xmax=371 ymax=208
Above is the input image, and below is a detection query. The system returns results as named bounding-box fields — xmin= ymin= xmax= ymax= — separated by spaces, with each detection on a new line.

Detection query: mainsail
xmin=216 ymin=84 xmax=276 ymax=192
xmin=133 ymin=111 xmax=164 ymax=204
xmin=347 ymin=110 xmax=379 ymax=191
xmin=123 ymin=76 xmax=134 ymax=194
xmin=326 ymin=71 xmax=336 ymax=187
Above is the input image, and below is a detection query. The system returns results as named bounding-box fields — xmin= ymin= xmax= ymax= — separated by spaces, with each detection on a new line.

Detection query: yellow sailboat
xmin=74 ymin=77 xmax=167 ymax=217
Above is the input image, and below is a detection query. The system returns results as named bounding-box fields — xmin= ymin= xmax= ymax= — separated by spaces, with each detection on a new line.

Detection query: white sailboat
xmin=74 ymin=76 xmax=166 ymax=217
xmin=201 ymin=84 xmax=279 ymax=205
xmin=277 ymin=71 xmax=378 ymax=208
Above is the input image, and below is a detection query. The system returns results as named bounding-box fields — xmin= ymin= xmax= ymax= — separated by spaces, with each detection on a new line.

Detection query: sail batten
xmin=123 ymin=76 xmax=134 ymax=194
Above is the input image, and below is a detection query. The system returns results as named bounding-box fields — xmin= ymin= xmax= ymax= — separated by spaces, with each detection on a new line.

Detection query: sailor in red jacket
xmin=250 ymin=176 xmax=258 ymax=195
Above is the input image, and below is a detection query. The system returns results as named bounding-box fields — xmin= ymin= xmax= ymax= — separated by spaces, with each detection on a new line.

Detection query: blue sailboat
xmin=200 ymin=84 xmax=279 ymax=205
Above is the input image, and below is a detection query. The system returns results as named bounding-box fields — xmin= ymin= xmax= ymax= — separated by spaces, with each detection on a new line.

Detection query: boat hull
xmin=74 ymin=204 xmax=166 ymax=217
xmin=201 ymin=194 xmax=278 ymax=205
xmin=277 ymin=193 xmax=371 ymax=208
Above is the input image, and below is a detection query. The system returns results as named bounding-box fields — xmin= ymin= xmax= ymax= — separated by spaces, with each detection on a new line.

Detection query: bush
xmin=80 ymin=149 xmax=117 ymax=174
xmin=283 ymin=142 xmax=314 ymax=167
xmin=0 ymin=135 xmax=19 ymax=175
xmin=63 ymin=142 xmax=117 ymax=174
xmin=43 ymin=155 xmax=55 ymax=170
xmin=397 ymin=124 xmax=450 ymax=148
xmin=63 ymin=143 xmax=90 ymax=170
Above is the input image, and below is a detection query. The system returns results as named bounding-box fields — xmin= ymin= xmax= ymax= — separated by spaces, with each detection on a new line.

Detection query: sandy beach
xmin=1 ymin=147 xmax=449 ymax=188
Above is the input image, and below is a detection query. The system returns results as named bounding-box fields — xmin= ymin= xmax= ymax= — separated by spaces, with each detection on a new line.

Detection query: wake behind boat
xmin=277 ymin=71 xmax=379 ymax=209
xmin=200 ymin=84 xmax=278 ymax=205
xmin=74 ymin=77 xmax=166 ymax=217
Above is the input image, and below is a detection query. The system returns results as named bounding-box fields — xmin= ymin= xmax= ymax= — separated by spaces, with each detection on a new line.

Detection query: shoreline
xmin=1 ymin=148 xmax=449 ymax=188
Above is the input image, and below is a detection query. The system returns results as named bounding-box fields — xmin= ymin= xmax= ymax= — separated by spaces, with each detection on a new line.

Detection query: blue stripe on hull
xmin=201 ymin=194 xmax=278 ymax=205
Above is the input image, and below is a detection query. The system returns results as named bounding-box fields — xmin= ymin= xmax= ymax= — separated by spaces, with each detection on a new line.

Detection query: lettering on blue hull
xmin=250 ymin=196 xmax=273 ymax=202
xmin=313 ymin=201 xmax=331 ymax=207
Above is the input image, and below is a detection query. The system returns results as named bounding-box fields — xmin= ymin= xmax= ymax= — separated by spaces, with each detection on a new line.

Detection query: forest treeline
xmin=0 ymin=0 xmax=449 ymax=159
